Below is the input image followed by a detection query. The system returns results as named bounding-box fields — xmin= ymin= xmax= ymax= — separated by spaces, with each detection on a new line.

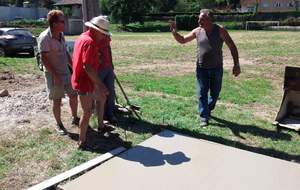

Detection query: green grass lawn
xmin=1 ymin=30 xmax=300 ymax=189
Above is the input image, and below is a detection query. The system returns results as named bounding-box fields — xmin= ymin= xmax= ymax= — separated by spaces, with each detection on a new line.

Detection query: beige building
xmin=240 ymin=0 xmax=296 ymax=12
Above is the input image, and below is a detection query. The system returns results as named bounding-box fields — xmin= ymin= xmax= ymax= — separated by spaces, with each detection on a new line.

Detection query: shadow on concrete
xmin=115 ymin=113 xmax=300 ymax=164
xmin=120 ymin=145 xmax=190 ymax=167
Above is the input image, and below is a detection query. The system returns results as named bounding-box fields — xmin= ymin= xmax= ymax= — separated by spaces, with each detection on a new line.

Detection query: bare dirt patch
xmin=0 ymin=71 xmax=54 ymax=133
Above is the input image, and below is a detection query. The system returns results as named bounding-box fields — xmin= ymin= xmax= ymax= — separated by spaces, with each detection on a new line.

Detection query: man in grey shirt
xmin=38 ymin=10 xmax=79 ymax=135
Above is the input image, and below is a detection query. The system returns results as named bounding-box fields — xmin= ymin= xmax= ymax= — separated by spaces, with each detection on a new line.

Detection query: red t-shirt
xmin=72 ymin=31 xmax=99 ymax=92
xmin=98 ymin=35 xmax=112 ymax=70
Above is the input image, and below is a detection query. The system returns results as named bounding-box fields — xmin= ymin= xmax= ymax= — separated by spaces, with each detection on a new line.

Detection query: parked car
xmin=0 ymin=27 xmax=37 ymax=57
xmin=35 ymin=41 xmax=75 ymax=71
xmin=14 ymin=16 xmax=23 ymax=21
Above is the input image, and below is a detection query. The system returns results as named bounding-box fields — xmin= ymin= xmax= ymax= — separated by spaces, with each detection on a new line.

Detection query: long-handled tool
xmin=114 ymin=74 xmax=141 ymax=119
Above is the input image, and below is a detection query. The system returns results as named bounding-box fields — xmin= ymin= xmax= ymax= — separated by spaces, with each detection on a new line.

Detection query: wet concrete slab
xmin=61 ymin=130 xmax=300 ymax=190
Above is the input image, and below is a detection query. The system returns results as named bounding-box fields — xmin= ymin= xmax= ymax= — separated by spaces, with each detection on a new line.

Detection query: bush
xmin=175 ymin=14 xmax=245 ymax=30
xmin=4 ymin=19 xmax=48 ymax=28
xmin=122 ymin=21 xmax=170 ymax=32
xmin=214 ymin=15 xmax=246 ymax=22
xmin=175 ymin=15 xmax=198 ymax=30
xmin=258 ymin=11 xmax=300 ymax=21
xmin=174 ymin=12 xmax=300 ymax=30
xmin=280 ymin=16 xmax=300 ymax=26
xmin=217 ymin=22 xmax=245 ymax=30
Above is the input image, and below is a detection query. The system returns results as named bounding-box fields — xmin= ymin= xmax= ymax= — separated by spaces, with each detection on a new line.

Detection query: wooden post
xmin=82 ymin=0 xmax=100 ymax=32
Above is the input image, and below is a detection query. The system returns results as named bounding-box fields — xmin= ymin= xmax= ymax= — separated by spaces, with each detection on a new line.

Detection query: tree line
xmin=0 ymin=0 xmax=240 ymax=26
xmin=101 ymin=0 xmax=241 ymax=26
xmin=2 ymin=0 xmax=299 ymax=27
xmin=0 ymin=0 xmax=239 ymax=10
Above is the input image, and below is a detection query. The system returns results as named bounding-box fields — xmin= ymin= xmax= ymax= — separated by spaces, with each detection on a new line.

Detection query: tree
xmin=154 ymin=0 xmax=178 ymax=12
xmin=196 ymin=0 xmax=218 ymax=10
xmin=63 ymin=7 xmax=72 ymax=16
xmin=0 ymin=0 xmax=14 ymax=6
xmin=15 ymin=0 xmax=23 ymax=7
xmin=215 ymin=0 xmax=240 ymax=9
xmin=100 ymin=0 xmax=112 ymax=15
xmin=174 ymin=0 xmax=195 ymax=12
xmin=174 ymin=0 xmax=217 ymax=12
xmin=41 ymin=0 xmax=56 ymax=9
xmin=111 ymin=0 xmax=155 ymax=26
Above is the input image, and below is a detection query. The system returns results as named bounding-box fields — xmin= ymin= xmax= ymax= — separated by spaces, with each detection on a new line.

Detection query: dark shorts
xmin=77 ymin=92 xmax=93 ymax=96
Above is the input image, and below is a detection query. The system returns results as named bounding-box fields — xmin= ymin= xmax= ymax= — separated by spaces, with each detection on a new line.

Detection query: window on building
xmin=287 ymin=3 xmax=293 ymax=7
xmin=274 ymin=2 xmax=283 ymax=8
xmin=247 ymin=3 xmax=255 ymax=12
xmin=263 ymin=3 xmax=269 ymax=8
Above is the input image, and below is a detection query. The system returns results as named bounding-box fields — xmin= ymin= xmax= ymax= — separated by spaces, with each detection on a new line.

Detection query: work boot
xmin=71 ymin=117 xmax=80 ymax=126
xmin=107 ymin=115 xmax=118 ymax=123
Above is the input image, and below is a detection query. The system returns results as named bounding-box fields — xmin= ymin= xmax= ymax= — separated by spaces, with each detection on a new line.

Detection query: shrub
xmin=4 ymin=20 xmax=48 ymax=28
xmin=280 ymin=16 xmax=300 ymax=26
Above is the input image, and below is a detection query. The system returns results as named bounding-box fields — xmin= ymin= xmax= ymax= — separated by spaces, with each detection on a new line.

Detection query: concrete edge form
xmin=27 ymin=146 xmax=126 ymax=190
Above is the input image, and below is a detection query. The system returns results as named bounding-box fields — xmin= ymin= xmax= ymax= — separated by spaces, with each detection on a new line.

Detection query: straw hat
xmin=85 ymin=16 xmax=112 ymax=36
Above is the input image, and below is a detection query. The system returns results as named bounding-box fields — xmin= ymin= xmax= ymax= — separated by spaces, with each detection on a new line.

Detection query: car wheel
xmin=36 ymin=53 xmax=44 ymax=71
xmin=30 ymin=50 xmax=34 ymax=57
xmin=0 ymin=47 xmax=7 ymax=57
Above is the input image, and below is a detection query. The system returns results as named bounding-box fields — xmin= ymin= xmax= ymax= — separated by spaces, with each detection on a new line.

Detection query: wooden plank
xmin=61 ymin=130 xmax=300 ymax=190
xmin=27 ymin=146 xmax=126 ymax=190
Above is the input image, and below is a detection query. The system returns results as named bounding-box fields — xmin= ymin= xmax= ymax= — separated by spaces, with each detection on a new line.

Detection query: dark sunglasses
xmin=57 ymin=20 xmax=65 ymax=23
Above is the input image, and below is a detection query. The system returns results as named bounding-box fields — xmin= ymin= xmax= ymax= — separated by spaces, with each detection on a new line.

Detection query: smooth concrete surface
xmin=61 ymin=130 xmax=300 ymax=190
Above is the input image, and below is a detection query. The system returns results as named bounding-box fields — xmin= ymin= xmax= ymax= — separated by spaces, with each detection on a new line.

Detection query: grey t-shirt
xmin=37 ymin=28 xmax=71 ymax=83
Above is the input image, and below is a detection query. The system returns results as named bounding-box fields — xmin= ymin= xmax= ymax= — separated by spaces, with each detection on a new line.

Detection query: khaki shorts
xmin=45 ymin=72 xmax=76 ymax=100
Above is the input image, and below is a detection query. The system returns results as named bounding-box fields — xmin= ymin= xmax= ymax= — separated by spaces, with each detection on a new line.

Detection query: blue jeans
xmin=97 ymin=67 xmax=115 ymax=117
xmin=196 ymin=66 xmax=223 ymax=121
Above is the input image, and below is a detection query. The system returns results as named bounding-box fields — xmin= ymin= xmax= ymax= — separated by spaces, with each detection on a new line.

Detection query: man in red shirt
xmin=72 ymin=16 xmax=114 ymax=150
xmin=97 ymin=29 xmax=117 ymax=124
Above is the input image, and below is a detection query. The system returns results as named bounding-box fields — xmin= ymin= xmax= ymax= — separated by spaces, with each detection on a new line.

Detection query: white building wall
xmin=0 ymin=6 xmax=49 ymax=21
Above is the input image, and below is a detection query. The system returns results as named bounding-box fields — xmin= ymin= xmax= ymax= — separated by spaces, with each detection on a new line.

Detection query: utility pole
xmin=82 ymin=0 xmax=100 ymax=31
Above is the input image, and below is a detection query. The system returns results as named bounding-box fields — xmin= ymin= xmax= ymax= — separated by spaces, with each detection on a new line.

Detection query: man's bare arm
xmin=169 ymin=20 xmax=198 ymax=44
xmin=83 ymin=64 xmax=109 ymax=95
xmin=66 ymin=51 xmax=73 ymax=68
xmin=219 ymin=26 xmax=241 ymax=77
xmin=41 ymin=52 xmax=62 ymax=85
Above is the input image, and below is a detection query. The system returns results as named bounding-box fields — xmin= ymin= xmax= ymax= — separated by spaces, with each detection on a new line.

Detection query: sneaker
xmin=71 ymin=117 xmax=80 ymax=125
xmin=55 ymin=124 xmax=68 ymax=135
xmin=107 ymin=115 xmax=118 ymax=123
xmin=200 ymin=120 xmax=209 ymax=127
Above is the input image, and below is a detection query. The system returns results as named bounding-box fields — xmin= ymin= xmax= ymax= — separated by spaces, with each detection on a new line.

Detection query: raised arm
xmin=169 ymin=20 xmax=198 ymax=44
